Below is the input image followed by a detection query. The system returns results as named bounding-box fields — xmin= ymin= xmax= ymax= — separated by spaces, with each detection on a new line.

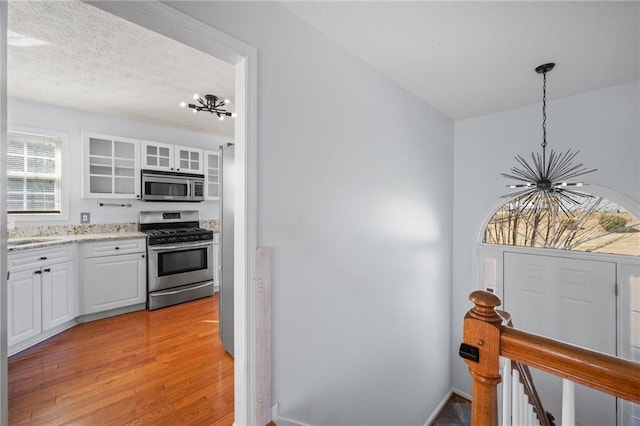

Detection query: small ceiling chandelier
xmin=501 ymin=62 xmax=596 ymax=214
xmin=180 ymin=94 xmax=235 ymax=120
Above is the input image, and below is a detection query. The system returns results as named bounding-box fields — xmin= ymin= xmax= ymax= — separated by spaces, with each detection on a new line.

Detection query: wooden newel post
xmin=460 ymin=290 xmax=503 ymax=426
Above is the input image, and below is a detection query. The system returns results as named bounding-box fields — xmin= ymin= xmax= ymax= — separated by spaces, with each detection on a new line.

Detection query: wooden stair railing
xmin=459 ymin=290 xmax=640 ymax=426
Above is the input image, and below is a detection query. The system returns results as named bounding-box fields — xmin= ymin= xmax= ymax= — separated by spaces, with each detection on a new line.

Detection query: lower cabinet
xmin=8 ymin=246 xmax=77 ymax=350
xmin=8 ymin=269 xmax=42 ymax=347
xmin=41 ymin=261 xmax=77 ymax=331
xmin=81 ymin=239 xmax=147 ymax=314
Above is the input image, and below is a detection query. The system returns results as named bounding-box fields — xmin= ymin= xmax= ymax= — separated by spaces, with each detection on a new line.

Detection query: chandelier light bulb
xmin=231 ymin=112 xmax=237 ymax=118
xmin=193 ymin=94 xmax=200 ymax=100
xmin=179 ymin=101 xmax=186 ymax=108
xmin=224 ymin=98 xmax=230 ymax=104
xmin=218 ymin=115 xmax=225 ymax=121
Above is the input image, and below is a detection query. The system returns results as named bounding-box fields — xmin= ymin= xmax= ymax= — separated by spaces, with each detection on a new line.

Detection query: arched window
xmin=484 ymin=191 xmax=640 ymax=256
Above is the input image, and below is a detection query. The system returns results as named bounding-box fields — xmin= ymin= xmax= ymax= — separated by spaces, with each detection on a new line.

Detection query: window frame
xmin=7 ymin=125 xmax=69 ymax=222
xmin=482 ymin=191 xmax=640 ymax=258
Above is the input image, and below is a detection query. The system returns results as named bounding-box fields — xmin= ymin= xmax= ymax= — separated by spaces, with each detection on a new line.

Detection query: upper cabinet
xmin=82 ymin=132 xmax=140 ymax=199
xmin=175 ymin=145 xmax=203 ymax=174
xmin=204 ymin=149 xmax=220 ymax=200
xmin=140 ymin=140 xmax=173 ymax=172
xmin=141 ymin=141 xmax=203 ymax=174
xmin=82 ymin=132 xmax=214 ymax=200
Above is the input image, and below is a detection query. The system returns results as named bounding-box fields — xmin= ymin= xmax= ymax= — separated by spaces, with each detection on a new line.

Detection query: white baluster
xmin=502 ymin=358 xmax=512 ymax=426
xmin=512 ymin=369 xmax=520 ymax=426
xmin=527 ymin=403 xmax=534 ymax=426
xmin=518 ymin=382 xmax=525 ymax=425
xmin=562 ymin=379 xmax=575 ymax=426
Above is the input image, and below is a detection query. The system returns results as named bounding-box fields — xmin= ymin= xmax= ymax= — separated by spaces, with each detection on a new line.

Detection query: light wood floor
xmin=9 ymin=294 xmax=234 ymax=425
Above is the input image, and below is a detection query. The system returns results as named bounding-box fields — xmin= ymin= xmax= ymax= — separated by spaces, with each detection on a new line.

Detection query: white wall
xmin=8 ymin=97 xmax=228 ymax=226
xmin=451 ymin=81 xmax=640 ymax=395
xmin=167 ymin=2 xmax=454 ymax=424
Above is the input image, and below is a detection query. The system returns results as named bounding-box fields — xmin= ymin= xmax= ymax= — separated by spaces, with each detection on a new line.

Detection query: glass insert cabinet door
xmin=204 ymin=149 xmax=220 ymax=200
xmin=175 ymin=145 xmax=203 ymax=173
xmin=141 ymin=140 xmax=174 ymax=171
xmin=83 ymin=132 xmax=140 ymax=199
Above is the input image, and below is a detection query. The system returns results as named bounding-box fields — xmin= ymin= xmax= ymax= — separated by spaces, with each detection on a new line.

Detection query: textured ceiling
xmin=7 ymin=1 xmax=235 ymax=138
xmin=6 ymin=1 xmax=639 ymax=134
xmin=283 ymin=1 xmax=640 ymax=120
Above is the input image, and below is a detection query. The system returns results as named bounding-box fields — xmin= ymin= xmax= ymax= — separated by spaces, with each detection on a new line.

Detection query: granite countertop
xmin=6 ymin=220 xmax=218 ymax=252
xmin=7 ymin=232 xmax=147 ymax=252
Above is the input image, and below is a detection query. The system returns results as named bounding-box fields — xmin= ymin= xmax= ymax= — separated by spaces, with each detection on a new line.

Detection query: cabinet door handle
xmin=115 ymin=247 xmax=120 ymax=250
xmin=34 ymin=270 xmax=42 ymax=275
xmin=43 ymin=268 xmax=51 ymax=273
xmin=6 ymin=271 xmax=10 ymax=281
xmin=40 ymin=256 xmax=48 ymax=260
xmin=141 ymin=254 xmax=145 ymax=258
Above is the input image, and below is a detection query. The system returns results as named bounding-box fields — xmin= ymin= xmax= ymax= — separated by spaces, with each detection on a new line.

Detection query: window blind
xmin=7 ymin=131 xmax=62 ymax=213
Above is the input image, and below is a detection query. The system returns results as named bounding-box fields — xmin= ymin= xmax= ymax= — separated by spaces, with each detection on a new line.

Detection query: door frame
xmin=473 ymin=184 xmax=640 ymax=426
xmin=0 ymin=2 xmax=260 ymax=425
xmin=0 ymin=3 xmax=8 ymax=423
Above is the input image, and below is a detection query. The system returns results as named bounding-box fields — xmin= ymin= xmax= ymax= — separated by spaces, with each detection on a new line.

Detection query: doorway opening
xmin=0 ymin=1 xmax=259 ymax=424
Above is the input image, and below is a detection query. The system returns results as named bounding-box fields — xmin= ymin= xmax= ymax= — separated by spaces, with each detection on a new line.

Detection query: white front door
xmin=503 ymin=252 xmax=617 ymax=426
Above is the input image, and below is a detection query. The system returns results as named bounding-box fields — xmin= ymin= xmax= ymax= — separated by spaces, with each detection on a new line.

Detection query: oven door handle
xmin=148 ymin=241 xmax=212 ymax=252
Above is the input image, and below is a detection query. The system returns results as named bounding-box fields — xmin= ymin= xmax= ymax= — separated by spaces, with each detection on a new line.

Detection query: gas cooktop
xmin=139 ymin=210 xmax=213 ymax=245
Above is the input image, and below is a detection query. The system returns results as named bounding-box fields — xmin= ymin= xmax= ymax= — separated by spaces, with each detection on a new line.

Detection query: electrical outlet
xmin=80 ymin=212 xmax=91 ymax=224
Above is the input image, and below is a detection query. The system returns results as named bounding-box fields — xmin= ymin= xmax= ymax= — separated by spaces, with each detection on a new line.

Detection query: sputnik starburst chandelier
xmin=501 ymin=63 xmax=596 ymax=215
xmin=180 ymin=94 xmax=235 ymax=121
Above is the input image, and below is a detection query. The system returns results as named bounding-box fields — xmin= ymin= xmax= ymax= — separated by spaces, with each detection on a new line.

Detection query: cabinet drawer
xmin=81 ymin=238 xmax=145 ymax=258
xmin=8 ymin=245 xmax=75 ymax=271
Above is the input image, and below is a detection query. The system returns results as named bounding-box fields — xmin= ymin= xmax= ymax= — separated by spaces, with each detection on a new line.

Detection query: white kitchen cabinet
xmin=82 ymin=132 xmax=140 ymax=199
xmin=175 ymin=145 xmax=203 ymax=173
xmin=140 ymin=141 xmax=203 ymax=174
xmin=140 ymin=140 xmax=174 ymax=171
xmin=7 ymin=269 xmax=42 ymax=347
xmin=7 ymin=246 xmax=77 ymax=349
xmin=41 ymin=261 xmax=77 ymax=332
xmin=81 ymin=239 xmax=146 ymax=314
xmin=204 ymin=149 xmax=220 ymax=200
xmin=212 ymin=236 xmax=220 ymax=292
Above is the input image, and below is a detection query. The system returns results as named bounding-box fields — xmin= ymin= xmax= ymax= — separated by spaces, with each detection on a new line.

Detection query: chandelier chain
xmin=542 ymin=70 xmax=547 ymax=150
xmin=500 ymin=61 xmax=597 ymax=208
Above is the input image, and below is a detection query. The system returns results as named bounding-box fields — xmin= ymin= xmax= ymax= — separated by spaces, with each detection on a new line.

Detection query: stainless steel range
xmin=139 ymin=210 xmax=214 ymax=310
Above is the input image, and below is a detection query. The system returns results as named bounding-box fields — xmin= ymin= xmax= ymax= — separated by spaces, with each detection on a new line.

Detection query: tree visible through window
xmin=7 ymin=131 xmax=62 ymax=214
xmin=484 ymin=192 xmax=640 ymax=256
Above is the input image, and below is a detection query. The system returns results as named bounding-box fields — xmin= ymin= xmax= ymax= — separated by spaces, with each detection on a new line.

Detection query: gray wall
xmin=168 ymin=2 xmax=455 ymax=424
xmin=451 ymin=81 xmax=640 ymax=394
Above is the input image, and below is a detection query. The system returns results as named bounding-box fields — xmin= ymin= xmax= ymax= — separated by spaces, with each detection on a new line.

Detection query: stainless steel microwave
xmin=141 ymin=170 xmax=204 ymax=202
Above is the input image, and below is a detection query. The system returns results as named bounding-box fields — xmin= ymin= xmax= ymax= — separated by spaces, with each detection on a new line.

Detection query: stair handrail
xmin=496 ymin=310 xmax=554 ymax=426
xmin=460 ymin=290 xmax=640 ymax=426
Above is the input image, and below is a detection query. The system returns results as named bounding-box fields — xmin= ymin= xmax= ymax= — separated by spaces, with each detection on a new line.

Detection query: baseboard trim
xmin=451 ymin=387 xmax=472 ymax=401
xmin=77 ymin=303 xmax=147 ymax=323
xmin=273 ymin=415 xmax=314 ymax=426
xmin=274 ymin=388 xmax=473 ymax=426
xmin=424 ymin=389 xmax=454 ymax=426
xmin=8 ymin=319 xmax=77 ymax=357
